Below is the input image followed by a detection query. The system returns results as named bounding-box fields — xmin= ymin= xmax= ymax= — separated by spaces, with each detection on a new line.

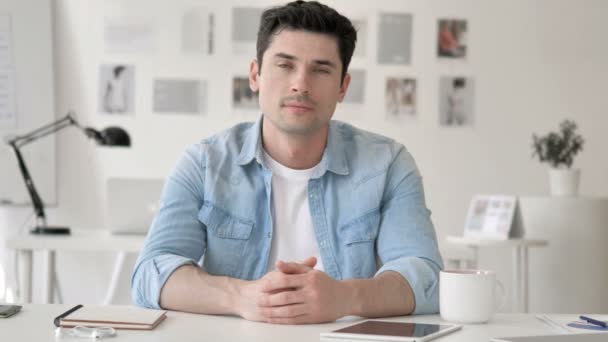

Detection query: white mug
xmin=439 ymin=269 xmax=505 ymax=324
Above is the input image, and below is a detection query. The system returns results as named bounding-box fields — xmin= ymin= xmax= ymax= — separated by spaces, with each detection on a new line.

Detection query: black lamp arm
xmin=5 ymin=112 xmax=81 ymax=226
xmin=8 ymin=142 xmax=47 ymax=223
xmin=9 ymin=113 xmax=80 ymax=148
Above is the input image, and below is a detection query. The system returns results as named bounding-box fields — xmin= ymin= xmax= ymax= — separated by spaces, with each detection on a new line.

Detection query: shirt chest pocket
xmin=339 ymin=210 xmax=380 ymax=245
xmin=338 ymin=209 xmax=380 ymax=277
xmin=197 ymin=201 xmax=254 ymax=276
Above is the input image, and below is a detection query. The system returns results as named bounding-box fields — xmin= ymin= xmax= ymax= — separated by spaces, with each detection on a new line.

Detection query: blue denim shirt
xmin=131 ymin=116 xmax=443 ymax=314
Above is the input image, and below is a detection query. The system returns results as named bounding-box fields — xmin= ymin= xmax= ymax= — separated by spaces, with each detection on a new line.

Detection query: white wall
xmin=2 ymin=0 xmax=607 ymax=309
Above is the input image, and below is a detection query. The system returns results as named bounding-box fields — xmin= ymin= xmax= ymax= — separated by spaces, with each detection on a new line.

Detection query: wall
xmin=2 ymin=0 xmax=607 ymax=309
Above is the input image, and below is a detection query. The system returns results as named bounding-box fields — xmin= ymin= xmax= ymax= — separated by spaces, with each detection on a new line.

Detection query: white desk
xmin=445 ymin=236 xmax=548 ymax=314
xmin=4 ymin=230 xmax=145 ymax=304
xmin=0 ymin=305 xmax=592 ymax=342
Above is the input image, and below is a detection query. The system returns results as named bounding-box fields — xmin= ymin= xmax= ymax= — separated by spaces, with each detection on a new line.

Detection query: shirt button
xmin=267 ymin=232 xmax=271 ymax=238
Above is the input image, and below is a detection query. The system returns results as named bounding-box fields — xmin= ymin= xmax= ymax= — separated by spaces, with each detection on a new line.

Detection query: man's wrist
xmin=229 ymin=278 xmax=248 ymax=317
xmin=342 ymin=279 xmax=364 ymax=317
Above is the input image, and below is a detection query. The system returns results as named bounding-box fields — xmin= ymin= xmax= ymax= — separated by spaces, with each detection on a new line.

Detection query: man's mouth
xmin=283 ymin=102 xmax=313 ymax=110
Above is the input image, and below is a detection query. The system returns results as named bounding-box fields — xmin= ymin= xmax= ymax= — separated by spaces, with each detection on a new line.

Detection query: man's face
xmin=249 ymin=29 xmax=350 ymax=136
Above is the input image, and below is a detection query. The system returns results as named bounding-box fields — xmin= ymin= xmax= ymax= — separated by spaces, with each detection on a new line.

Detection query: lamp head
xmin=84 ymin=127 xmax=130 ymax=147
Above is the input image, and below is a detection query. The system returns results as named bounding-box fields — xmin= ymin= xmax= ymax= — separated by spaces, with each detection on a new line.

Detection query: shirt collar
xmin=236 ymin=115 xmax=349 ymax=176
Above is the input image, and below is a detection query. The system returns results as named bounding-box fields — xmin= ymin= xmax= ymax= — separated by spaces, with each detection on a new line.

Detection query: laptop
xmin=105 ymin=178 xmax=165 ymax=235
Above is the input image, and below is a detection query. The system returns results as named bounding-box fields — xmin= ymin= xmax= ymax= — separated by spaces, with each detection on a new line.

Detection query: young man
xmin=132 ymin=0 xmax=443 ymax=324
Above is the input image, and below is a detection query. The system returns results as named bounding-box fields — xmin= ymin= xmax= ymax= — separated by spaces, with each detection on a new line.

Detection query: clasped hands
xmin=238 ymin=256 xmax=353 ymax=324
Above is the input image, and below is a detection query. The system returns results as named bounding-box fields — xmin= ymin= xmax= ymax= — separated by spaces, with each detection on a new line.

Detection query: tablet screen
xmin=332 ymin=320 xmax=451 ymax=338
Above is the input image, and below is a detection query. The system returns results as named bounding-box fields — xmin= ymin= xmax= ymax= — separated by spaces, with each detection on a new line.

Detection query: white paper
xmin=352 ymin=19 xmax=368 ymax=58
xmin=0 ymin=15 xmax=16 ymax=128
xmin=153 ymin=79 xmax=206 ymax=114
xmin=182 ymin=8 xmax=214 ymax=54
xmin=343 ymin=69 xmax=366 ymax=104
xmin=104 ymin=17 xmax=156 ymax=53
xmin=0 ymin=69 xmax=17 ymax=128
xmin=536 ymin=315 xmax=608 ymax=334
xmin=378 ymin=13 xmax=412 ymax=64
xmin=232 ymin=7 xmax=263 ymax=55
xmin=0 ymin=14 xmax=13 ymax=68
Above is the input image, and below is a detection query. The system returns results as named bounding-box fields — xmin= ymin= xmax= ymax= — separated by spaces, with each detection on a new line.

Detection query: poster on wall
xmin=182 ymin=7 xmax=214 ymax=54
xmin=439 ymin=76 xmax=474 ymax=127
xmin=104 ymin=17 xmax=157 ymax=53
xmin=0 ymin=14 xmax=16 ymax=128
xmin=232 ymin=7 xmax=264 ymax=55
xmin=153 ymin=79 xmax=207 ymax=115
xmin=437 ymin=19 xmax=468 ymax=59
xmin=351 ymin=18 xmax=368 ymax=58
xmin=232 ymin=76 xmax=259 ymax=115
xmin=377 ymin=13 xmax=413 ymax=64
xmin=342 ymin=69 xmax=366 ymax=105
xmin=385 ymin=77 xmax=416 ymax=118
xmin=98 ymin=64 xmax=135 ymax=115
xmin=0 ymin=70 xmax=16 ymax=129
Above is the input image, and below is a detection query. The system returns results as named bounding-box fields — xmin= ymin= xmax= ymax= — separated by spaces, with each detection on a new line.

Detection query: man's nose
xmin=291 ymin=69 xmax=311 ymax=94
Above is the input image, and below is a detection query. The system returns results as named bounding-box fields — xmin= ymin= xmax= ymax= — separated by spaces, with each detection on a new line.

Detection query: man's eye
xmin=278 ymin=64 xmax=292 ymax=69
xmin=314 ymin=68 xmax=330 ymax=74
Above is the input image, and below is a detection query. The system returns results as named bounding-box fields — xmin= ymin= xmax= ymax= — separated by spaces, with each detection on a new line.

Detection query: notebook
xmin=105 ymin=178 xmax=164 ymax=235
xmin=492 ymin=333 xmax=608 ymax=342
xmin=55 ymin=305 xmax=167 ymax=330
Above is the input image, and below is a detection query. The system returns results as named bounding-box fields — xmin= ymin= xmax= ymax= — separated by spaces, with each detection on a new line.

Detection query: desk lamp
xmin=4 ymin=112 xmax=130 ymax=235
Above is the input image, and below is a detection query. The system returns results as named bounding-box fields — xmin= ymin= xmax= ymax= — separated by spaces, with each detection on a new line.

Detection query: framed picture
xmin=437 ymin=18 xmax=467 ymax=59
xmin=439 ymin=76 xmax=474 ymax=127
xmin=463 ymin=195 xmax=522 ymax=240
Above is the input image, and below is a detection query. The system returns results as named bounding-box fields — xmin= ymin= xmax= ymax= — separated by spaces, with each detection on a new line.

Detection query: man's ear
xmin=337 ymin=72 xmax=351 ymax=103
xmin=249 ymin=59 xmax=260 ymax=92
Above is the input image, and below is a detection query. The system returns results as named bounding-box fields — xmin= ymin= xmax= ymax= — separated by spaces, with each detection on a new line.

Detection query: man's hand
xmin=235 ymin=257 xmax=316 ymax=322
xmin=236 ymin=256 xmax=354 ymax=324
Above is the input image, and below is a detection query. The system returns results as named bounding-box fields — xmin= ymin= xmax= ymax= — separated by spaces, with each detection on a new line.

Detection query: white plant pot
xmin=548 ymin=168 xmax=580 ymax=196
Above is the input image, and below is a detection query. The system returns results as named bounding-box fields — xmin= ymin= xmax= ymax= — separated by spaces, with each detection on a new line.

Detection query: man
xmin=132 ymin=0 xmax=443 ymax=324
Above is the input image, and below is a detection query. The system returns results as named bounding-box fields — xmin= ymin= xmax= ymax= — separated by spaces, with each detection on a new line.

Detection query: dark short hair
xmin=453 ymin=78 xmax=466 ymax=88
xmin=113 ymin=65 xmax=125 ymax=77
xmin=256 ymin=0 xmax=357 ymax=84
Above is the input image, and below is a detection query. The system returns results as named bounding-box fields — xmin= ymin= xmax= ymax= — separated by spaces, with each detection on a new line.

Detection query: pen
xmin=580 ymin=315 xmax=607 ymax=328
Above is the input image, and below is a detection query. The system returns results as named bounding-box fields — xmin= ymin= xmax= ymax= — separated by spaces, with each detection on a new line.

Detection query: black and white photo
xmin=98 ymin=64 xmax=135 ymax=115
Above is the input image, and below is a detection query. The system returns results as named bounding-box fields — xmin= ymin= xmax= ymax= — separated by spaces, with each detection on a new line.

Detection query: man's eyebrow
xmin=273 ymin=52 xmax=296 ymax=60
xmin=273 ymin=52 xmax=337 ymax=69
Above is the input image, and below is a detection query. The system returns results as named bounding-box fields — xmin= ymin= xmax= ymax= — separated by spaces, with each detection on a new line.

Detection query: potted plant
xmin=532 ymin=120 xmax=584 ymax=196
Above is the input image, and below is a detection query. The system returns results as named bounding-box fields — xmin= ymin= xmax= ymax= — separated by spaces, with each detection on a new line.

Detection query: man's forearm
xmin=344 ymin=271 xmax=415 ymax=317
xmin=159 ymin=265 xmax=244 ymax=315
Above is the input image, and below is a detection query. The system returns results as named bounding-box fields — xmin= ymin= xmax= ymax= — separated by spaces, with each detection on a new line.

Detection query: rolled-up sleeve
xmin=375 ymin=145 xmax=444 ymax=315
xmin=131 ymin=144 xmax=208 ymax=309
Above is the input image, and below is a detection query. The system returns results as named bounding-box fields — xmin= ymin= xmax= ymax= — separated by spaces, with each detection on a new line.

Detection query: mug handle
xmin=495 ymin=280 xmax=507 ymax=311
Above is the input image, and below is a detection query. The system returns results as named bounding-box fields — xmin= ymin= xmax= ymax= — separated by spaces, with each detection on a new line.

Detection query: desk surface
xmin=446 ymin=236 xmax=549 ymax=247
xmin=0 ymin=305 xmax=576 ymax=342
xmin=5 ymin=229 xmax=145 ymax=252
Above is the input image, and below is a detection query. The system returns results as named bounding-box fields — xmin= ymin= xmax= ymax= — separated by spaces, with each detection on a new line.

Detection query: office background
xmin=1 ymin=0 xmax=607 ymax=310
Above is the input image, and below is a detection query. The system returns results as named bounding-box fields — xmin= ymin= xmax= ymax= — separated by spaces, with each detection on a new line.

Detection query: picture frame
xmin=463 ymin=195 xmax=523 ymax=240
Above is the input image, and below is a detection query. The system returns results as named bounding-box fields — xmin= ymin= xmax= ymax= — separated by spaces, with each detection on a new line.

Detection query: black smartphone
xmin=0 ymin=305 xmax=22 ymax=318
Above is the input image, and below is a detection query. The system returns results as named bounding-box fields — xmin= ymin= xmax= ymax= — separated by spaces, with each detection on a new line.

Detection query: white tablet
xmin=320 ymin=320 xmax=462 ymax=342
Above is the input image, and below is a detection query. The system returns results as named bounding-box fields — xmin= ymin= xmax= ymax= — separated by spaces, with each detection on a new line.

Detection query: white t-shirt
xmin=263 ymin=150 xmax=324 ymax=272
